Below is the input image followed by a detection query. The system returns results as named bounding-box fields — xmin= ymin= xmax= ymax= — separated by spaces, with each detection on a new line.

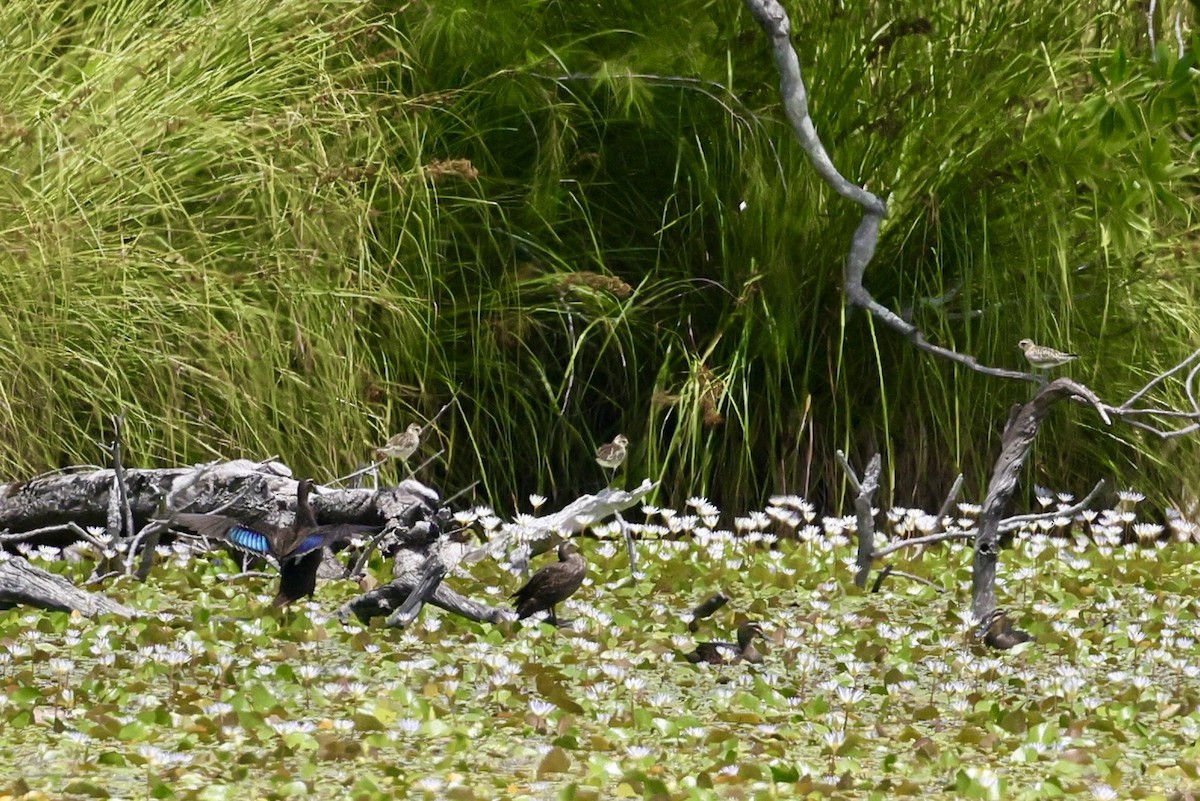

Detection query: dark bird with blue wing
xmin=171 ymin=478 xmax=379 ymax=607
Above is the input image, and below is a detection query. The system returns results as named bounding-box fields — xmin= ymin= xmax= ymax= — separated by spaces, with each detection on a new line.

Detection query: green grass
xmin=1 ymin=0 xmax=1199 ymax=514
xmin=3 ymin=494 xmax=1200 ymax=799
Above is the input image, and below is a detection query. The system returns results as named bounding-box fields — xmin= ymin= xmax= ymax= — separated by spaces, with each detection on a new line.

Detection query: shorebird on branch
xmin=1018 ymin=339 xmax=1078 ymax=370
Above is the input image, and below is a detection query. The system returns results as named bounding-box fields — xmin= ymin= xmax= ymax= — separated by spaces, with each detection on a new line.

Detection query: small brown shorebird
xmin=511 ymin=541 xmax=587 ymax=627
xmin=376 ymin=423 xmax=422 ymax=462
xmin=685 ymin=622 xmax=765 ymax=665
xmin=595 ymin=434 xmax=629 ymax=481
xmin=1018 ymin=339 xmax=1078 ymax=370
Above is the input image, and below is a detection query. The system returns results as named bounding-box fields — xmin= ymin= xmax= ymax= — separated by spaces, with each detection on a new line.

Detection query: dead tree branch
xmin=742 ymin=0 xmax=1035 ymax=381
xmin=972 ymin=379 xmax=1106 ymax=620
xmin=998 ymin=479 xmax=1106 ymax=533
xmin=836 ymin=451 xmax=881 ymax=588
xmin=870 ymin=478 xmax=1107 ymax=560
xmin=743 ymin=0 xmax=1199 ymax=630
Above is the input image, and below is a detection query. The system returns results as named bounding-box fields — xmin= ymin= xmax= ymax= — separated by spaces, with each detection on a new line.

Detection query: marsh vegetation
xmin=3 ymin=0 xmax=1200 ymax=797
xmin=4 ymin=492 xmax=1200 ymax=798
xmin=2 ymin=0 xmax=1198 ymax=511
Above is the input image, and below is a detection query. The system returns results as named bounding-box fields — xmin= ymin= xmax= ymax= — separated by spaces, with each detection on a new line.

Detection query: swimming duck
xmin=686 ymin=622 xmax=765 ymax=665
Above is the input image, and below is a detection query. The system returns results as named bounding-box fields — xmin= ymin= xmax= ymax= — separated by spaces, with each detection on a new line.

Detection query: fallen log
xmin=0 ymin=460 xmax=656 ymax=624
xmin=0 ymin=554 xmax=134 ymax=617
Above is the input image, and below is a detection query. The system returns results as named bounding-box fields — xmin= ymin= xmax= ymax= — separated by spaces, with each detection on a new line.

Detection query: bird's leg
xmin=546 ymin=607 xmax=558 ymax=627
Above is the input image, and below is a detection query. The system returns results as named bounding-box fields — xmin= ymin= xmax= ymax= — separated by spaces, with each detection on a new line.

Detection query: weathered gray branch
xmin=930 ymin=475 xmax=964 ymax=539
xmin=742 ymin=0 xmax=1034 ymax=382
xmin=0 ymin=554 xmax=134 ymax=617
xmin=871 ymin=530 xmax=975 ymax=559
xmin=998 ymin=479 xmax=1106 ymax=533
xmin=972 ymin=379 xmax=1107 ymax=620
xmin=835 ymin=451 xmax=881 ymax=588
xmin=337 ymin=544 xmax=505 ymax=627
xmin=870 ymin=478 xmax=1106 ymax=560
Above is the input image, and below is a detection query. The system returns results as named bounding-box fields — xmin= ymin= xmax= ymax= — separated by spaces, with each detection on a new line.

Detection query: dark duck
xmin=171 ymin=478 xmax=378 ymax=607
xmin=979 ymin=609 xmax=1034 ymax=651
xmin=686 ymin=622 xmax=765 ymax=665
xmin=511 ymin=541 xmax=586 ymax=626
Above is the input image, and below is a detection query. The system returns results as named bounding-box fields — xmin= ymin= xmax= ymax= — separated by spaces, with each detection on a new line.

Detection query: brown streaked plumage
xmin=171 ymin=478 xmax=379 ymax=607
xmin=511 ymin=541 xmax=586 ymax=626
xmin=595 ymin=434 xmax=629 ymax=473
xmin=376 ymin=423 xmax=423 ymax=462
xmin=1018 ymin=339 xmax=1078 ymax=369
xmin=686 ymin=622 xmax=765 ymax=665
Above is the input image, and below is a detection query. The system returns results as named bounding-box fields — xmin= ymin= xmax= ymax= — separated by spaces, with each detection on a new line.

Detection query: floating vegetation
xmin=3 ymin=492 xmax=1200 ymax=798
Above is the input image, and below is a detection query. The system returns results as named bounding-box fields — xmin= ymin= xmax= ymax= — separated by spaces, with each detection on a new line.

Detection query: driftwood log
xmin=341 ymin=480 xmax=657 ymax=627
xmin=0 ymin=554 xmax=134 ymax=617
xmin=0 ymin=459 xmax=655 ymax=625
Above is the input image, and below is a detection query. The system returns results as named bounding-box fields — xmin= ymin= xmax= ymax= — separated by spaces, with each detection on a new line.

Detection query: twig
xmin=334 ymin=460 xmax=386 ymax=486
xmin=616 ymin=512 xmax=637 ymax=581
xmin=332 ymin=396 xmax=460 ymax=486
xmin=99 ymin=413 xmax=134 ymax=547
xmin=0 ymin=522 xmax=109 ymax=551
xmin=442 ymin=480 xmax=480 ymax=507
xmin=129 ymin=519 xmax=168 ymax=581
xmin=871 ymin=530 xmax=975 ymax=558
xmin=931 ymin=474 xmax=964 ymax=537
xmin=913 ymin=473 xmax=964 ymax=557
xmin=223 ymin=570 xmax=275 ymax=581
xmin=869 ymin=564 xmax=893 ymax=593
xmin=878 ymin=568 xmax=943 ymax=592
xmin=870 ymin=479 xmax=1107 ymax=559
xmin=1148 ymin=0 xmax=1157 ymax=52
xmin=997 ymin=479 xmax=1106 ymax=533
xmin=344 ymin=527 xmax=394 ymax=579
xmin=835 ymin=451 xmax=862 ymax=495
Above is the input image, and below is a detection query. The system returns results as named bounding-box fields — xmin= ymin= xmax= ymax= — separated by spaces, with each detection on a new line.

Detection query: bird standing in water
xmin=511 ymin=541 xmax=586 ymax=627
xmin=1018 ymin=339 xmax=1078 ymax=370
xmin=595 ymin=434 xmax=629 ymax=483
xmin=979 ymin=609 xmax=1034 ymax=651
xmin=171 ymin=478 xmax=379 ymax=607
xmin=685 ymin=622 xmax=765 ymax=665
xmin=376 ymin=423 xmax=423 ymax=463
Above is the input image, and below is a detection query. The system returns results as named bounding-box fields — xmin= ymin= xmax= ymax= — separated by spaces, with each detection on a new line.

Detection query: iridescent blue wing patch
xmin=226 ymin=525 xmax=271 ymax=555
xmin=290 ymin=532 xmax=327 ymax=559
